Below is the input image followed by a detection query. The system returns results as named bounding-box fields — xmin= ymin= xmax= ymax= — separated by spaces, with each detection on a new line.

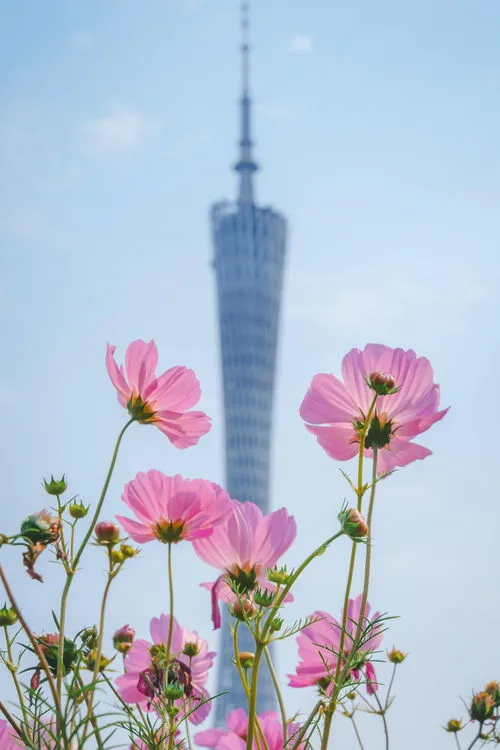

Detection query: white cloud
xmin=289 ymin=34 xmax=314 ymax=54
xmin=81 ymin=107 xmax=161 ymax=154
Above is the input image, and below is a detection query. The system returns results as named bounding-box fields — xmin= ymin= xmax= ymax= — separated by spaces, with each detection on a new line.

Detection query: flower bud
xmin=110 ymin=548 xmax=125 ymax=564
xmin=182 ymin=642 xmax=200 ymax=658
xmin=387 ymin=647 xmax=407 ymax=664
xmin=68 ymin=502 xmax=89 ymax=519
xmin=164 ymin=682 xmax=184 ymax=700
xmin=21 ymin=511 xmax=60 ymax=545
xmin=120 ymin=544 xmax=139 ymax=559
xmin=85 ymin=650 xmax=111 ymax=672
xmin=338 ymin=507 xmax=369 ymax=540
xmin=269 ymin=616 xmax=283 ymax=632
xmin=253 ymin=589 xmax=274 ymax=607
xmin=81 ymin=627 xmax=98 ymax=649
xmin=0 ymin=604 xmax=17 ymax=627
xmin=0 ymin=534 xmax=9 ymax=547
xmin=113 ymin=624 xmax=135 ymax=654
xmin=469 ymin=691 xmax=495 ymax=722
xmin=347 ymin=692 xmax=357 ymax=701
xmin=238 ymin=652 xmax=255 ymax=669
xmin=366 ymin=371 xmax=398 ymax=396
xmin=267 ymin=565 xmax=291 ymax=585
xmin=230 ymin=598 xmax=257 ymax=621
xmin=94 ymin=521 xmax=120 ymax=545
xmin=485 ymin=681 xmax=500 ymax=707
xmin=43 ymin=475 xmax=68 ymax=496
xmin=445 ymin=719 xmax=463 ymax=733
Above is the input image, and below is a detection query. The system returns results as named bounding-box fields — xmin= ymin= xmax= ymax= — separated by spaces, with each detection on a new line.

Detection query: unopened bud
xmin=238 ymin=652 xmax=255 ymax=669
xmin=230 ymin=598 xmax=257 ymax=621
xmin=110 ymin=548 xmax=125 ymax=564
xmin=338 ymin=507 xmax=369 ymax=540
xmin=94 ymin=521 xmax=120 ymax=545
xmin=0 ymin=534 xmax=9 ymax=547
xmin=182 ymin=642 xmax=200 ymax=658
xmin=68 ymin=502 xmax=89 ymax=519
xmin=120 ymin=544 xmax=139 ymax=559
xmin=81 ymin=627 xmax=98 ymax=649
xmin=43 ymin=475 xmax=67 ymax=496
xmin=30 ymin=669 xmax=41 ymax=691
xmin=267 ymin=565 xmax=291 ymax=585
xmin=113 ymin=624 xmax=135 ymax=654
xmin=253 ymin=589 xmax=274 ymax=607
xmin=469 ymin=691 xmax=495 ymax=722
xmin=485 ymin=681 xmax=500 ymax=707
xmin=269 ymin=616 xmax=283 ymax=632
xmin=366 ymin=371 xmax=398 ymax=396
xmin=85 ymin=650 xmax=111 ymax=672
xmin=347 ymin=692 xmax=357 ymax=701
xmin=0 ymin=604 xmax=17 ymax=627
xmin=164 ymin=682 xmax=184 ymax=700
xmin=387 ymin=647 xmax=406 ymax=664
xmin=445 ymin=719 xmax=463 ymax=733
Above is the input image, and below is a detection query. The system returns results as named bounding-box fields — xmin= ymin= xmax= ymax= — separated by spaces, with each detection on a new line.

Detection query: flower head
xmin=106 ymin=340 xmax=211 ymax=448
xmin=115 ymin=614 xmax=215 ymax=725
xmin=195 ymin=708 xmax=308 ymax=750
xmin=289 ymin=594 xmax=383 ymax=695
xmin=192 ymin=501 xmax=297 ymax=629
xmin=469 ymin=691 xmax=495 ymax=722
xmin=113 ymin=624 xmax=136 ymax=654
xmin=116 ymin=471 xmax=232 ymax=545
xmin=300 ymin=344 xmax=448 ymax=474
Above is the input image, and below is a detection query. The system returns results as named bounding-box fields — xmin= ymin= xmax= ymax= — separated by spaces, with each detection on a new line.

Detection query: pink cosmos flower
xmin=106 ymin=339 xmax=211 ymax=448
xmin=0 ymin=720 xmax=22 ymax=749
xmin=192 ymin=501 xmax=297 ymax=629
xmin=300 ymin=343 xmax=448 ymax=474
xmin=289 ymin=594 xmax=383 ymax=696
xmin=116 ymin=614 xmax=215 ymax=725
xmin=195 ymin=708 xmax=308 ymax=750
xmin=116 ymin=471 xmax=233 ymax=544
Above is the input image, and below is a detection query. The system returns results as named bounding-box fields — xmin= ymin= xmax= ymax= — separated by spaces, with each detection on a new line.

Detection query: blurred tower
xmin=210 ymin=2 xmax=287 ymax=723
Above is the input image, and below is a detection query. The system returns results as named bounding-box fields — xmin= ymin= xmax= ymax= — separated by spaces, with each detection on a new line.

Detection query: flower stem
xmin=350 ymin=714 xmax=366 ymax=750
xmin=56 ymin=419 xmax=133 ymax=700
xmin=289 ymin=700 xmax=322 ymax=750
xmin=0 ymin=565 xmax=61 ymax=716
xmin=373 ymin=691 xmax=389 ymax=750
xmin=384 ymin=664 xmax=397 ymax=710
xmin=0 ymin=701 xmax=22 ymax=739
xmin=245 ymin=643 xmax=264 ymax=750
xmin=355 ymin=446 xmax=378 ymax=642
xmin=466 ymin=725 xmax=483 ymax=750
xmin=263 ymin=646 xmax=287 ymax=745
xmin=232 ymin=623 xmax=269 ymax=750
xmin=3 ymin=625 xmax=31 ymax=738
xmin=166 ymin=542 xmax=175 ymax=659
xmin=92 ymin=554 xmax=115 ymax=688
xmin=320 ymin=708 xmax=335 ymax=750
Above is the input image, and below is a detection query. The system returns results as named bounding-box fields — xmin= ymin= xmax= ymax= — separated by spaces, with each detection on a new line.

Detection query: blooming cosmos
xmin=195 ymin=708 xmax=308 ymax=750
xmin=300 ymin=343 xmax=448 ymax=474
xmin=116 ymin=471 xmax=232 ymax=544
xmin=193 ymin=501 xmax=297 ymax=629
xmin=106 ymin=339 xmax=211 ymax=448
xmin=289 ymin=594 xmax=383 ymax=695
xmin=116 ymin=614 xmax=215 ymax=725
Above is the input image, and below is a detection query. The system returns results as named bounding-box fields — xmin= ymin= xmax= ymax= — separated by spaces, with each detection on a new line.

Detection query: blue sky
xmin=1 ymin=1 xmax=499 ymax=748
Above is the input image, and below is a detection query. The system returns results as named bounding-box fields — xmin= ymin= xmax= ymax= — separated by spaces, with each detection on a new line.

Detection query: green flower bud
xmin=338 ymin=506 xmax=369 ymax=541
xmin=120 ymin=544 xmax=139 ymax=559
xmin=238 ymin=651 xmax=255 ymax=669
xmin=445 ymin=719 xmax=463 ymax=733
xmin=0 ymin=604 xmax=17 ymax=626
xmin=68 ymin=502 xmax=89 ymax=519
xmin=469 ymin=692 xmax=494 ymax=722
xmin=387 ymin=647 xmax=407 ymax=664
xmin=269 ymin=616 xmax=283 ymax=632
xmin=0 ymin=534 xmax=9 ymax=548
xmin=253 ymin=589 xmax=274 ymax=607
xmin=85 ymin=650 xmax=111 ymax=672
xmin=267 ymin=565 xmax=292 ymax=585
xmin=43 ymin=475 xmax=67 ymax=496
xmin=182 ymin=642 xmax=200 ymax=658
xmin=110 ymin=548 xmax=125 ymax=564
xmin=164 ymin=682 xmax=184 ymax=700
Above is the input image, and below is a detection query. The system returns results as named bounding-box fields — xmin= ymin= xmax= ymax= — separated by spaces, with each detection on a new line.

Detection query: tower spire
xmin=234 ymin=1 xmax=258 ymax=204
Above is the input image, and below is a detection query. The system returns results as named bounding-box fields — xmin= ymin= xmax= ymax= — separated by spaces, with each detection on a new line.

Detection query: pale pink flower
xmin=300 ymin=343 xmax=448 ymax=474
xmin=0 ymin=720 xmax=22 ymax=749
xmin=116 ymin=614 xmax=215 ymax=725
xmin=289 ymin=594 xmax=383 ymax=695
xmin=195 ymin=708 xmax=308 ymax=750
xmin=116 ymin=471 xmax=232 ymax=544
xmin=106 ymin=339 xmax=211 ymax=448
xmin=193 ymin=501 xmax=297 ymax=629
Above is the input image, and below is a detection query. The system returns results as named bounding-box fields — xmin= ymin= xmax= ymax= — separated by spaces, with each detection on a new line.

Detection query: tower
xmin=211 ymin=2 xmax=287 ymax=723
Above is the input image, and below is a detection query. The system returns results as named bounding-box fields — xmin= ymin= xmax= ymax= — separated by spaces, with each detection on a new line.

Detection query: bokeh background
xmin=1 ymin=1 xmax=499 ymax=747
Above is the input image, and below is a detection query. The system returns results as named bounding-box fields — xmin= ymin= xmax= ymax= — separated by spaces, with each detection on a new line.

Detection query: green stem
xmin=245 ymin=643 xmax=264 ymax=750
xmin=320 ymin=709 xmax=335 ymax=750
xmin=350 ymin=714 xmax=366 ymax=750
xmin=373 ymin=692 xmax=389 ymax=750
xmin=56 ymin=419 xmax=133 ymax=700
xmin=92 ymin=554 xmax=115 ymax=688
xmin=289 ymin=700 xmax=322 ymax=750
xmin=355 ymin=446 xmax=378 ymax=642
xmin=3 ymin=626 xmax=31 ymax=738
xmin=356 ymin=395 xmax=378 ymax=511
xmin=262 ymin=530 xmax=345 ymax=642
xmin=384 ymin=664 xmax=397 ymax=710
xmin=167 ymin=713 xmax=176 ymax=750
xmin=232 ymin=623 xmax=269 ymax=750
xmin=76 ymin=674 xmax=104 ymax=749
xmin=466 ymin=725 xmax=483 ymax=750
xmin=0 ymin=565 xmax=61 ymax=716
xmin=166 ymin=543 xmax=174 ymax=659
xmin=264 ymin=646 xmax=287 ymax=745
xmin=0 ymin=701 xmax=23 ymax=739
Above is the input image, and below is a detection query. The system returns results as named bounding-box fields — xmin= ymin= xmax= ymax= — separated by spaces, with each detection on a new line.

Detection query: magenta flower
xmin=106 ymin=339 xmax=211 ymax=448
xmin=192 ymin=501 xmax=297 ymax=629
xmin=300 ymin=343 xmax=448 ymax=474
xmin=289 ymin=594 xmax=383 ymax=695
xmin=116 ymin=470 xmax=233 ymax=544
xmin=0 ymin=720 xmax=21 ymax=749
xmin=116 ymin=614 xmax=215 ymax=725
xmin=195 ymin=708 xmax=307 ymax=750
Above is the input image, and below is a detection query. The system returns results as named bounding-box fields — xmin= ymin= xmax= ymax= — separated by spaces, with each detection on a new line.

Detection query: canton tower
xmin=210 ymin=2 xmax=287 ymax=723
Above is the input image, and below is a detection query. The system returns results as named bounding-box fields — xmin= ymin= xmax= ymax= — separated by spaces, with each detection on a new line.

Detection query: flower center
xmin=127 ymin=393 xmax=157 ymax=423
xmin=154 ymin=519 xmax=185 ymax=543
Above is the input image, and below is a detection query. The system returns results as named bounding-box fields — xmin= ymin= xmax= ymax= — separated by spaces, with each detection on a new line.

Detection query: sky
xmin=1 ymin=0 xmax=500 ymax=747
